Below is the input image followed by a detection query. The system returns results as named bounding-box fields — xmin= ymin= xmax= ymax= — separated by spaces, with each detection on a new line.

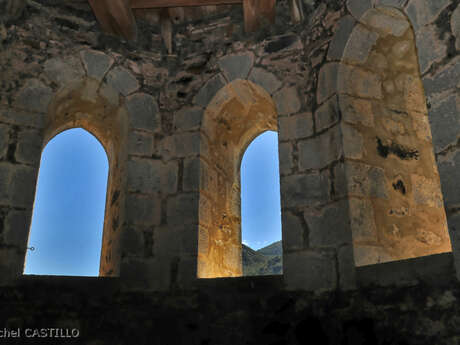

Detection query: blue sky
xmin=24 ymin=128 xmax=282 ymax=276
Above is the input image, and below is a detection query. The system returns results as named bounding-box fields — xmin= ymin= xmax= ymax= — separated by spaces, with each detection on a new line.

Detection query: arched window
xmin=241 ymin=131 xmax=282 ymax=276
xmin=24 ymin=128 xmax=109 ymax=276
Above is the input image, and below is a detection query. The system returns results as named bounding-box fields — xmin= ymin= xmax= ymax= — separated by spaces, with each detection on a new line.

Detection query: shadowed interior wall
xmin=197 ymin=80 xmax=277 ymax=278
xmin=338 ymin=7 xmax=452 ymax=266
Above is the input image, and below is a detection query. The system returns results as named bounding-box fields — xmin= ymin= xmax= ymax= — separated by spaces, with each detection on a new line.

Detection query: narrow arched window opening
xmin=24 ymin=128 xmax=109 ymax=276
xmin=241 ymin=131 xmax=283 ymax=276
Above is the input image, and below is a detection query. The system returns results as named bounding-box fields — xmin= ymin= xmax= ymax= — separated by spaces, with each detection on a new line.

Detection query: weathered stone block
xmin=248 ymin=68 xmax=282 ymax=95
xmin=127 ymin=158 xmax=178 ymax=195
xmin=281 ymin=172 xmax=329 ymax=207
xmin=279 ymin=112 xmax=313 ymax=140
xmin=167 ymin=193 xmax=199 ymax=226
xmin=374 ymin=0 xmax=406 ymax=8
xmin=342 ymin=124 xmax=364 ymax=159
xmin=305 ymin=200 xmax=352 ymax=248
xmin=349 ymin=198 xmax=377 ymax=242
xmin=317 ymin=63 xmax=339 ymax=105
xmin=174 ymin=107 xmax=203 ymax=131
xmin=183 ymin=157 xmax=200 ymax=192
xmin=361 ymin=8 xmax=409 ymax=37
xmin=0 ymin=108 xmax=44 ymax=128
xmin=194 ymin=74 xmax=226 ymax=108
xmin=415 ymin=25 xmax=448 ymax=75
xmin=411 ymin=174 xmax=443 ymax=208
xmin=339 ymin=95 xmax=374 ymax=127
xmin=278 ymin=142 xmax=294 ymax=175
xmin=273 ymin=86 xmax=302 ymax=116
xmin=282 ymin=210 xmax=305 ymax=251
xmin=452 ymin=4 xmax=460 ymax=50
xmin=315 ymin=96 xmax=339 ymax=132
xmin=337 ymin=244 xmax=357 ymax=290
xmin=344 ymin=161 xmax=388 ymax=199
xmin=44 ymin=56 xmax=84 ymax=86
xmin=6 ymin=164 xmax=37 ymax=208
xmin=346 ymin=0 xmax=372 ymax=21
xmin=4 ymin=209 xmax=31 ymax=247
xmin=429 ymin=93 xmax=460 ymax=152
xmin=80 ymin=50 xmax=114 ymax=82
xmin=126 ymin=93 xmax=161 ymax=132
xmin=298 ymin=126 xmax=342 ymax=170
xmin=106 ymin=66 xmax=139 ymax=96
xmin=406 ymin=0 xmax=451 ymax=30
xmin=337 ymin=64 xmax=382 ymax=99
xmin=126 ymin=193 xmax=161 ymax=226
xmin=342 ymin=24 xmax=379 ymax=64
xmin=438 ymin=151 xmax=460 ymax=206
xmin=98 ymin=82 xmax=120 ymax=106
xmin=15 ymin=129 xmax=42 ymax=165
xmin=327 ymin=15 xmax=356 ymax=61
xmin=122 ymin=226 xmax=146 ymax=257
xmin=353 ymin=244 xmax=393 ymax=266
xmin=284 ymin=250 xmax=337 ymax=291
xmin=423 ymin=56 xmax=460 ymax=97
xmin=14 ymin=79 xmax=53 ymax=113
xmin=218 ymin=53 xmax=254 ymax=81
xmin=0 ymin=124 xmax=9 ymax=160
xmin=173 ymin=132 xmax=201 ymax=157
xmin=128 ymin=130 xmax=154 ymax=156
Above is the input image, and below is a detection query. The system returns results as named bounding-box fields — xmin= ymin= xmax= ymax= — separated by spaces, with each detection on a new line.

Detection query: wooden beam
xmin=88 ymin=0 xmax=137 ymax=41
xmin=243 ymin=0 xmax=276 ymax=33
xmin=131 ymin=0 xmax=242 ymax=9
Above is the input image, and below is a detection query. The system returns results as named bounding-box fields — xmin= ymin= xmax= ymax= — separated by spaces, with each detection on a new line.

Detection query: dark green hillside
xmin=242 ymin=241 xmax=283 ymax=276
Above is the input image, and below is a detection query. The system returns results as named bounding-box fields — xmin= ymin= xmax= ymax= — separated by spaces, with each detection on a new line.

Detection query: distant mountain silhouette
xmin=242 ymin=241 xmax=282 ymax=276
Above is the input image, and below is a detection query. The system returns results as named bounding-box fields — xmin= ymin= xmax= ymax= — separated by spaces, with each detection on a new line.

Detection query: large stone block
xmin=406 ymin=0 xmax=451 ymax=30
xmin=337 ymin=64 xmax=382 ymax=99
xmin=438 ymin=151 xmax=460 ymax=207
xmin=127 ymin=158 xmax=178 ymax=195
xmin=174 ymin=132 xmax=201 ymax=157
xmin=298 ymin=126 xmax=342 ymax=170
xmin=342 ymin=124 xmax=364 ymax=160
xmin=126 ymin=193 xmax=161 ymax=226
xmin=248 ymin=68 xmax=282 ymax=95
xmin=183 ymin=157 xmax=200 ymax=192
xmin=281 ymin=172 xmax=329 ymax=208
xmin=43 ymin=56 xmax=84 ymax=86
xmin=342 ymin=24 xmax=379 ymax=64
xmin=128 ymin=130 xmax=154 ymax=157
xmin=339 ymin=95 xmax=374 ymax=127
xmin=315 ymin=96 xmax=340 ymax=132
xmin=278 ymin=112 xmax=313 ymax=140
xmin=423 ymin=56 xmax=460 ymax=97
xmin=429 ymin=93 xmax=460 ymax=153
xmin=273 ymin=86 xmax=302 ymax=116
xmin=327 ymin=15 xmax=356 ymax=61
xmin=0 ymin=108 xmax=44 ymax=128
xmin=80 ymin=50 xmax=114 ymax=82
xmin=15 ymin=129 xmax=42 ymax=165
xmin=14 ymin=79 xmax=53 ymax=114
xmin=9 ymin=164 xmax=37 ymax=208
xmin=4 ymin=209 xmax=31 ymax=247
xmin=167 ymin=193 xmax=199 ymax=226
xmin=452 ymin=4 xmax=460 ymax=50
xmin=305 ymin=200 xmax=352 ymax=248
xmin=174 ymin=107 xmax=203 ymax=131
xmin=284 ymin=250 xmax=337 ymax=291
xmin=337 ymin=244 xmax=357 ymax=290
xmin=349 ymin=198 xmax=377 ymax=242
xmin=342 ymin=161 xmax=388 ymax=199
xmin=106 ymin=66 xmax=139 ymax=96
xmin=126 ymin=93 xmax=161 ymax=132
xmin=415 ymin=25 xmax=448 ymax=75
xmin=346 ymin=0 xmax=372 ymax=21
xmin=361 ymin=8 xmax=409 ymax=37
xmin=317 ymin=63 xmax=339 ymax=105
xmin=278 ymin=142 xmax=294 ymax=175
xmin=282 ymin=210 xmax=305 ymax=251
xmin=0 ymin=124 xmax=9 ymax=161
xmin=194 ymin=74 xmax=226 ymax=108
xmin=218 ymin=53 xmax=254 ymax=81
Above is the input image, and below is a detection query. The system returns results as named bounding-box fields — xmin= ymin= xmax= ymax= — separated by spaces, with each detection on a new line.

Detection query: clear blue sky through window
xmin=24 ymin=128 xmax=108 ymax=276
xmin=241 ymin=131 xmax=282 ymax=250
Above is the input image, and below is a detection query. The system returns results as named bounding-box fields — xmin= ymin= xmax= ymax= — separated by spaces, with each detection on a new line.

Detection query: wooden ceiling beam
xmin=88 ymin=0 xmax=137 ymax=41
xmin=131 ymin=0 xmax=242 ymax=9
